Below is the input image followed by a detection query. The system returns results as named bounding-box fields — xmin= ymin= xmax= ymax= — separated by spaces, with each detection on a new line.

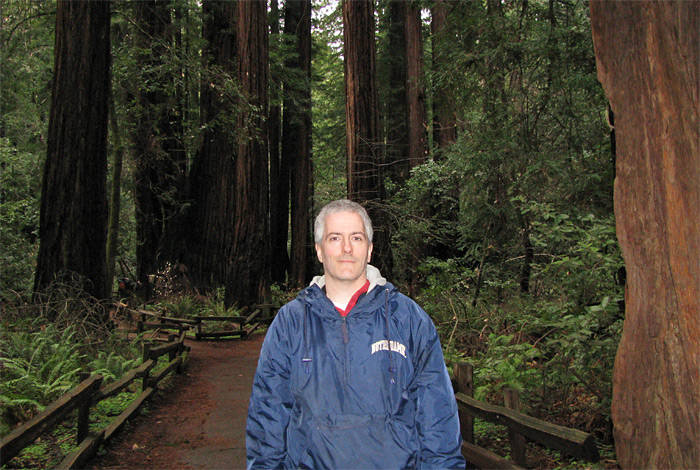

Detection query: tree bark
xmin=187 ymin=0 xmax=237 ymax=292
xmin=34 ymin=0 xmax=110 ymax=300
xmin=269 ymin=0 xmax=288 ymax=285
xmin=430 ymin=0 xmax=458 ymax=149
xmin=590 ymin=2 xmax=699 ymax=468
xmin=106 ymin=91 xmax=124 ymax=296
xmin=405 ymin=1 xmax=427 ymax=169
xmin=343 ymin=0 xmax=389 ymax=272
xmin=284 ymin=0 xmax=313 ymax=288
xmin=227 ymin=0 xmax=270 ymax=306
xmin=385 ymin=0 xmax=408 ymax=183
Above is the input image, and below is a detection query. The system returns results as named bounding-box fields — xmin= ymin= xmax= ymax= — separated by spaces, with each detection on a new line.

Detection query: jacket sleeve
xmin=246 ymin=310 xmax=294 ymax=469
xmin=410 ymin=304 xmax=466 ymax=470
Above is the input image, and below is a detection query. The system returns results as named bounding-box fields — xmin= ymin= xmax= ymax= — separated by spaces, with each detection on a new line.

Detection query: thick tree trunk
xmin=342 ymin=0 xmax=389 ymax=271
xmin=187 ymin=0 xmax=237 ymax=291
xmin=34 ymin=0 xmax=110 ymax=300
xmin=284 ymin=0 xmax=313 ymax=289
xmin=343 ymin=0 xmax=381 ymax=203
xmin=590 ymin=2 xmax=699 ymax=468
xmin=227 ymin=0 xmax=270 ymax=306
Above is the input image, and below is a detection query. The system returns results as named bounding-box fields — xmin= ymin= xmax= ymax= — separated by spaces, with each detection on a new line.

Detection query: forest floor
xmin=87 ymin=334 xmax=263 ymax=470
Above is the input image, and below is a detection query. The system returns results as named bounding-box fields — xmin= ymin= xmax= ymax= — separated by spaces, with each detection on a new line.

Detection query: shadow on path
xmin=89 ymin=334 xmax=264 ymax=469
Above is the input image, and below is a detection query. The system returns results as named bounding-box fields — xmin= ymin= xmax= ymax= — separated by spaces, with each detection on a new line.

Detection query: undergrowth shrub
xmin=0 ymin=285 xmax=147 ymax=437
xmin=0 ymin=322 xmax=84 ymax=426
xmin=403 ymin=192 xmax=623 ymax=444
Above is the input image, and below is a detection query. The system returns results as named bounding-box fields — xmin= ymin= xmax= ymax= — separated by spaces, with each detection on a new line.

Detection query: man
xmin=246 ymin=199 xmax=465 ymax=469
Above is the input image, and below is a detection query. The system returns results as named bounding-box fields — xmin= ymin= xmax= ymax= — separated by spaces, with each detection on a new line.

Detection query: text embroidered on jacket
xmin=370 ymin=340 xmax=407 ymax=358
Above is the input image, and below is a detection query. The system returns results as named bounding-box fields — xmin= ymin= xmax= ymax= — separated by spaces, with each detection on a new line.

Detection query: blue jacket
xmin=246 ymin=266 xmax=465 ymax=469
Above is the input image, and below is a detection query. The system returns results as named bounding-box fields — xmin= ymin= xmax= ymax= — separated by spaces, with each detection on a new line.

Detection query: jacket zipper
xmin=341 ymin=315 xmax=349 ymax=385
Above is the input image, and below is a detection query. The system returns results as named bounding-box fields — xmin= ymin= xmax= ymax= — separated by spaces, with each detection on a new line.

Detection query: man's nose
xmin=342 ymin=238 xmax=352 ymax=253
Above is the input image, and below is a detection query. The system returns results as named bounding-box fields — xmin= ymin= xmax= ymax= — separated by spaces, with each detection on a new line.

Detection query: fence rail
xmin=0 ymin=333 xmax=188 ymax=469
xmin=132 ymin=304 xmax=272 ymax=340
xmin=453 ymin=362 xmax=600 ymax=469
xmin=1 ymin=302 xmax=275 ymax=469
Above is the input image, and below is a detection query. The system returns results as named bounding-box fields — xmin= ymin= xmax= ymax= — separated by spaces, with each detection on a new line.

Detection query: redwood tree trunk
xmin=343 ymin=0 xmax=389 ymax=271
xmin=590 ymin=2 xmax=699 ymax=468
xmin=227 ymin=0 xmax=270 ymax=306
xmin=187 ymin=0 xmax=237 ymax=291
xmin=269 ymin=0 xmax=288 ymax=285
xmin=284 ymin=0 xmax=313 ymax=288
xmin=405 ymin=2 xmax=427 ymax=169
xmin=34 ymin=0 xmax=110 ymax=300
xmin=430 ymin=0 xmax=458 ymax=149
xmin=343 ymin=0 xmax=381 ymax=204
xmin=385 ymin=0 xmax=408 ymax=184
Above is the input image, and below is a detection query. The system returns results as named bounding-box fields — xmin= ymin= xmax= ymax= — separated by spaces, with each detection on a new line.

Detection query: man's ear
xmin=368 ymin=243 xmax=373 ymax=263
xmin=315 ymin=243 xmax=323 ymax=263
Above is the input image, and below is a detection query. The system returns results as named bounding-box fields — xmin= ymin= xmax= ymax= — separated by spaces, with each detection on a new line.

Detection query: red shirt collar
xmin=335 ymin=279 xmax=370 ymax=317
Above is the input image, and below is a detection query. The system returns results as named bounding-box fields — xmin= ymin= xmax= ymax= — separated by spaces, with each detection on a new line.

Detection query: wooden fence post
xmin=142 ymin=343 xmax=151 ymax=391
xmin=455 ymin=362 xmax=474 ymax=444
xmin=504 ymin=388 xmax=527 ymax=467
xmin=76 ymin=373 xmax=92 ymax=445
xmin=168 ymin=334 xmax=176 ymax=362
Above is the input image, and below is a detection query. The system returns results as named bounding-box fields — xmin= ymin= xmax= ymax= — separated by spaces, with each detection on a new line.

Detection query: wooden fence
xmin=0 ymin=303 xmax=274 ymax=468
xmin=0 ymin=331 xmax=188 ymax=469
xmin=453 ymin=362 xmax=600 ymax=469
xmin=133 ymin=303 xmax=274 ymax=340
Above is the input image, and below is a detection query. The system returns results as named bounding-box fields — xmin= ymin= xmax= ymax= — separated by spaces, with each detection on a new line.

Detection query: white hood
xmin=309 ymin=264 xmax=387 ymax=294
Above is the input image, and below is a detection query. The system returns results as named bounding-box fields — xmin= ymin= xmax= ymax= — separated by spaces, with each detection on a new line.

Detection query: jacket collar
xmin=309 ymin=264 xmax=387 ymax=294
xmin=303 ymin=265 xmax=392 ymax=317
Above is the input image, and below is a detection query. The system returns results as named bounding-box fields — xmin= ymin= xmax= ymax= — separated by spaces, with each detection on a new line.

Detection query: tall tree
xmin=590 ymin=2 xmax=699 ymax=468
xmin=404 ymin=1 xmax=427 ymax=169
xmin=227 ymin=0 xmax=270 ymax=306
xmin=342 ymin=0 xmax=388 ymax=271
xmin=383 ymin=0 xmax=408 ymax=184
xmin=284 ymin=0 xmax=314 ymax=288
xmin=187 ymin=0 xmax=237 ymax=292
xmin=132 ymin=0 xmax=186 ymax=299
xmin=430 ymin=0 xmax=458 ymax=149
xmin=106 ymin=92 xmax=125 ymax=294
xmin=268 ymin=0 xmax=288 ymax=285
xmin=34 ymin=0 xmax=111 ymax=299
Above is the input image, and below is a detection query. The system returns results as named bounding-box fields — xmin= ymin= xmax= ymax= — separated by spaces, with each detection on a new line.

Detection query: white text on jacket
xmin=370 ymin=340 xmax=407 ymax=358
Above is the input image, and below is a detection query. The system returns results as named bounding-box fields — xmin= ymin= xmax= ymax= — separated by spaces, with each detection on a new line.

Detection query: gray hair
xmin=314 ymin=199 xmax=373 ymax=244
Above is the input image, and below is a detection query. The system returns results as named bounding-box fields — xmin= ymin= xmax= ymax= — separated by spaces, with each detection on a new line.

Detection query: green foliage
xmin=0 ymin=2 xmax=54 ymax=296
xmin=159 ymin=293 xmax=203 ymax=319
xmin=406 ymin=173 xmax=623 ymax=439
xmin=88 ymin=346 xmax=141 ymax=384
xmin=474 ymin=333 xmax=541 ymax=399
xmin=0 ymin=322 xmax=84 ymax=426
xmin=0 ymin=139 xmax=41 ymax=294
xmin=311 ymin=0 xmax=346 ymax=205
xmin=0 ymin=313 xmax=143 ymax=436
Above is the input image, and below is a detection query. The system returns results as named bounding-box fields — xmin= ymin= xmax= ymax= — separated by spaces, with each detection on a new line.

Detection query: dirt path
xmin=89 ymin=334 xmax=264 ymax=470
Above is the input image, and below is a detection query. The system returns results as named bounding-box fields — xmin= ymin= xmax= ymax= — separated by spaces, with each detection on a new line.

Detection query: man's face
xmin=315 ymin=211 xmax=373 ymax=287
